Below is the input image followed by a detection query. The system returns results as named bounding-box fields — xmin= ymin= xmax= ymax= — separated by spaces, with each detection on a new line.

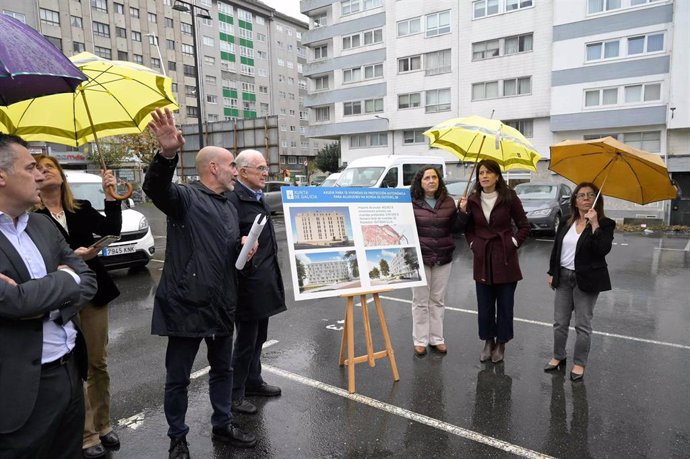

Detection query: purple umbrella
xmin=0 ymin=14 xmax=87 ymax=105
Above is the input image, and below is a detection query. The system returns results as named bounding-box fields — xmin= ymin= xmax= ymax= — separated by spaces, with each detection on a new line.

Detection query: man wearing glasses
xmin=227 ymin=150 xmax=286 ymax=415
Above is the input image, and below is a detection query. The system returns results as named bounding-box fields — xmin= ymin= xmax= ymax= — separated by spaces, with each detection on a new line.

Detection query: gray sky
xmin=259 ymin=0 xmax=308 ymax=22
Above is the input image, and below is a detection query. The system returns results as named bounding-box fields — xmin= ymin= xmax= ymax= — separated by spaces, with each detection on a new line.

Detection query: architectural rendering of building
xmin=299 ymin=0 xmax=689 ymax=223
xmin=295 ymin=210 xmax=348 ymax=244
xmin=304 ymin=258 xmax=351 ymax=284
xmin=389 ymin=248 xmax=416 ymax=279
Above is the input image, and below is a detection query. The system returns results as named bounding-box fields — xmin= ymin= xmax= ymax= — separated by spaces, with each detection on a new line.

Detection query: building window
xmin=204 ymin=55 xmax=215 ymax=65
xmin=472 ymin=81 xmax=499 ymax=100
xmin=403 ymin=129 xmax=426 ymax=144
xmin=424 ymin=49 xmax=451 ymax=75
xmin=256 ymin=33 xmax=266 ymax=42
xmin=187 ymin=86 xmax=197 ymax=97
xmin=73 ymin=42 xmax=86 ymax=53
xmin=623 ymin=131 xmax=660 ymax=152
xmin=92 ymin=22 xmax=110 ymax=38
xmin=132 ymin=31 xmax=141 ymax=42
xmin=503 ymin=77 xmax=531 ymax=96
xmin=425 ymin=88 xmax=451 ymax=113
xmin=39 ymin=8 xmax=60 ymax=27
xmin=148 ymin=12 xmax=157 ymax=23
xmin=398 ymin=55 xmax=421 ymax=73
xmin=203 ymin=36 xmax=215 ymax=47
xmin=314 ymin=106 xmax=330 ymax=122
xmin=166 ymin=39 xmax=175 ymax=50
xmin=165 ymin=17 xmax=174 ymax=28
xmin=314 ymin=45 xmax=328 ymax=60
xmin=586 ymin=39 xmax=620 ymax=61
xmin=207 ymin=95 xmax=218 ymax=104
xmin=94 ymin=46 xmax=112 ymax=59
xmin=473 ymin=0 xmax=499 ymax=19
xmin=151 ymin=58 xmax=161 ymax=69
xmin=256 ymin=16 xmax=265 ymax=25
xmin=182 ymin=44 xmax=194 ymax=55
xmin=118 ymin=51 xmax=128 ymax=60
xmin=588 ymin=0 xmax=621 ymax=14
xmin=585 ymin=87 xmax=618 ymax=107
xmin=91 ymin=0 xmax=108 ymax=13
xmin=624 ymin=83 xmax=661 ymax=103
xmin=172 ymin=83 xmax=178 ymax=92
xmin=628 ymin=33 xmax=664 ymax=55
xmin=114 ymin=3 xmax=124 ymax=14
xmin=259 ymin=85 xmax=268 ymax=93
xmin=397 ymin=17 xmax=421 ymax=37
xmin=472 ymin=40 xmax=499 ymax=60
xmin=504 ymin=119 xmax=533 ymax=138
xmin=181 ymin=23 xmax=192 ymax=35
xmin=343 ymin=101 xmax=362 ymax=116
xmin=116 ymin=27 xmax=126 ymax=38
xmin=505 ymin=33 xmax=533 ymax=55
xmin=364 ymin=98 xmax=383 ymax=113
xmin=130 ymin=7 xmax=139 ymax=18
xmin=314 ymin=75 xmax=329 ymax=91
xmin=364 ymin=64 xmax=383 ymax=79
xmin=505 ymin=0 xmax=533 ymax=11
xmin=187 ymin=106 xmax=199 ymax=118
xmin=425 ymin=11 xmax=450 ymax=37
xmin=168 ymin=61 xmax=177 ymax=71
xmin=45 ymin=36 xmax=62 ymax=51
xmin=351 ymin=132 xmax=387 ymax=148
xmin=71 ymin=16 xmax=83 ymax=28
xmin=133 ymin=54 xmax=143 ymax=64
xmin=398 ymin=92 xmax=421 ymax=109
xmin=313 ymin=13 xmax=328 ymax=27
xmin=3 ymin=10 xmax=26 ymax=22
xmin=183 ymin=65 xmax=196 ymax=77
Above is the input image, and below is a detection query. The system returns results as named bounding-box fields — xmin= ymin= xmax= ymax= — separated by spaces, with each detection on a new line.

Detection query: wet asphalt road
xmin=101 ymin=203 xmax=690 ymax=458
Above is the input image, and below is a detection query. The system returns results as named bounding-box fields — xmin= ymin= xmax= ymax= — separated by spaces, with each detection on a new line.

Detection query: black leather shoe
xmin=570 ymin=370 xmax=584 ymax=382
xmin=99 ymin=431 xmax=120 ymax=450
xmin=212 ymin=423 xmax=257 ymax=448
xmin=169 ymin=436 xmax=190 ymax=459
xmin=544 ymin=358 xmax=567 ymax=372
xmin=232 ymin=399 xmax=258 ymax=414
xmin=245 ymin=382 xmax=281 ymax=397
xmin=82 ymin=444 xmax=106 ymax=459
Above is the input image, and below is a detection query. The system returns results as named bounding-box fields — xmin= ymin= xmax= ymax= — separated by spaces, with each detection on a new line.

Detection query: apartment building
xmin=300 ymin=0 xmax=689 ymax=222
xmin=0 ymin=0 xmax=329 ymax=171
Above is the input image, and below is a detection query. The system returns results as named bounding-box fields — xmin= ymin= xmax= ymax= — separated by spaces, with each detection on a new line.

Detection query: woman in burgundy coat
xmin=458 ymin=159 xmax=530 ymax=364
xmin=410 ymin=166 xmax=459 ymax=356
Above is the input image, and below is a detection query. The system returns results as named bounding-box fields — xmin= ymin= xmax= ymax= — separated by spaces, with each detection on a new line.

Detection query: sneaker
xmin=244 ymin=382 xmax=281 ymax=397
xmin=231 ymin=399 xmax=258 ymax=414
xmin=169 ymin=436 xmax=190 ymax=459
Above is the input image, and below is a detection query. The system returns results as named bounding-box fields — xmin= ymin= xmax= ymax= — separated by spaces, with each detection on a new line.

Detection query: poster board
xmin=282 ymin=187 xmax=427 ymax=301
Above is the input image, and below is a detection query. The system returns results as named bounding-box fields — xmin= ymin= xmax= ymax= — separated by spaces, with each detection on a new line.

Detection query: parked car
xmin=513 ymin=182 xmax=573 ymax=235
xmin=445 ymin=178 xmax=475 ymax=206
xmin=320 ymin=172 xmax=341 ymax=187
xmin=335 ymin=155 xmax=446 ymax=188
xmin=263 ymin=180 xmax=292 ymax=214
xmin=65 ymin=170 xmax=155 ymax=270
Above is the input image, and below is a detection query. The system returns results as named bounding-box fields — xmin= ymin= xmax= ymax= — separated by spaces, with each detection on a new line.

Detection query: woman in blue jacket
xmin=545 ymin=182 xmax=615 ymax=381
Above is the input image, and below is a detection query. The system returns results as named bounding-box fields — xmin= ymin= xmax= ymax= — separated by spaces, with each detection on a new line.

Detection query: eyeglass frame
xmin=242 ymin=165 xmax=269 ymax=173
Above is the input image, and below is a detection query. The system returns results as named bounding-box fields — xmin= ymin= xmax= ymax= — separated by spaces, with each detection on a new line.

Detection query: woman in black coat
xmin=35 ymin=155 xmax=122 ymax=457
xmin=545 ymin=182 xmax=615 ymax=381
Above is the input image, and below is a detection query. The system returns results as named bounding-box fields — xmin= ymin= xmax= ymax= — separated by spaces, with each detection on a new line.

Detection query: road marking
xmin=262 ymin=364 xmax=553 ymax=459
xmin=150 ymin=259 xmax=164 ymax=263
xmin=189 ymin=340 xmax=280 ymax=380
xmin=154 ymin=236 xmax=167 ymax=240
xmin=380 ymin=296 xmax=690 ymax=351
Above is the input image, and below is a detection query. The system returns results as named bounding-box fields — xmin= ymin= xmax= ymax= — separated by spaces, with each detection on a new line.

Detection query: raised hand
xmin=101 ymin=169 xmax=117 ymax=201
xmin=149 ymin=107 xmax=185 ymax=158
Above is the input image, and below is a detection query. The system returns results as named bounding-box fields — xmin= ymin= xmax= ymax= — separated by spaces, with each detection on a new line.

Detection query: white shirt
xmin=559 ymin=222 xmax=581 ymax=270
xmin=0 ymin=212 xmax=79 ymax=363
xmin=480 ymin=190 xmax=498 ymax=222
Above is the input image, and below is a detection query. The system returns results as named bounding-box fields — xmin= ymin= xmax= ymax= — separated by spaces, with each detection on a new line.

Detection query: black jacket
xmin=548 ymin=217 xmax=616 ymax=293
xmin=227 ymin=182 xmax=286 ymax=321
xmin=35 ymin=199 xmax=121 ymax=306
xmin=143 ymin=154 xmax=241 ymax=337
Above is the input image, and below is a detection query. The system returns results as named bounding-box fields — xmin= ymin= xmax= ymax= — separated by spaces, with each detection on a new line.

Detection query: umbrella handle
xmin=107 ymin=182 xmax=133 ymax=200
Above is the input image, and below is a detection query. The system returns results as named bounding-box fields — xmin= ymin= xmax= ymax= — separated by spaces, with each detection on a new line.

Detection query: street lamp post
xmin=172 ymin=1 xmax=211 ymax=150
xmin=374 ymin=115 xmax=394 ymax=155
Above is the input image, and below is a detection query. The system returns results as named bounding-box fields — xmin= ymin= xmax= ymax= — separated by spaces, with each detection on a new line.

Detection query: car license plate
xmin=103 ymin=245 xmax=136 ymax=256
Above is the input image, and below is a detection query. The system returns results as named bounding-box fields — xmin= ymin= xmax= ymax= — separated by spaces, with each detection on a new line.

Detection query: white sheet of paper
xmin=235 ymin=213 xmax=267 ymax=270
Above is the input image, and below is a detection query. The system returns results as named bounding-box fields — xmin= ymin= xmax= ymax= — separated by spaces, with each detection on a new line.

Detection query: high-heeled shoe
xmin=570 ymin=368 xmax=584 ymax=381
xmin=544 ymin=358 xmax=566 ymax=372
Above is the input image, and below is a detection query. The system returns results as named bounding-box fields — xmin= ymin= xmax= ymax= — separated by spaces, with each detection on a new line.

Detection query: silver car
xmin=263 ymin=181 xmax=292 ymax=214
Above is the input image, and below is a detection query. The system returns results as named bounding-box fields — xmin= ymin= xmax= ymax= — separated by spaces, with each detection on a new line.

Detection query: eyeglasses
xmin=244 ymin=165 xmax=268 ymax=172
xmin=575 ymin=192 xmax=596 ymax=200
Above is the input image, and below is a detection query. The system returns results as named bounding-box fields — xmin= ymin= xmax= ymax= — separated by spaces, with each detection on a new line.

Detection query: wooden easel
xmin=339 ymin=288 xmax=400 ymax=393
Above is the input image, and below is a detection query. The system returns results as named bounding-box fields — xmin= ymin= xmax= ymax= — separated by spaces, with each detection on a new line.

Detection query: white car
xmin=64 ymin=170 xmax=155 ymax=270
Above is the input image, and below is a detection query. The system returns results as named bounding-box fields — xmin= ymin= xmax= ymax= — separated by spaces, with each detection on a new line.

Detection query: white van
xmin=335 ymin=155 xmax=446 ymax=188
xmin=64 ymin=170 xmax=155 ymax=270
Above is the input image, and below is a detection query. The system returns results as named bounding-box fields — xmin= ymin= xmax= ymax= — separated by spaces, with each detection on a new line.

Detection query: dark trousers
xmin=0 ymin=357 xmax=84 ymax=459
xmin=164 ymin=335 xmax=233 ymax=439
xmin=476 ymin=281 xmax=517 ymax=343
xmin=232 ymin=318 xmax=268 ymax=401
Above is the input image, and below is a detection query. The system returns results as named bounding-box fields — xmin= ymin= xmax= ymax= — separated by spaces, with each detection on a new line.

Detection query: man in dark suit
xmin=0 ymin=133 xmax=97 ymax=459
xmin=227 ymin=150 xmax=286 ymax=415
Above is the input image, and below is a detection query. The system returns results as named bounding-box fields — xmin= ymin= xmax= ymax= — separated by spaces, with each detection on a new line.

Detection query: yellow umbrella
xmin=549 ymin=136 xmax=677 ymax=205
xmin=423 ymin=115 xmax=541 ymax=172
xmin=0 ymin=52 xmax=178 ymax=198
